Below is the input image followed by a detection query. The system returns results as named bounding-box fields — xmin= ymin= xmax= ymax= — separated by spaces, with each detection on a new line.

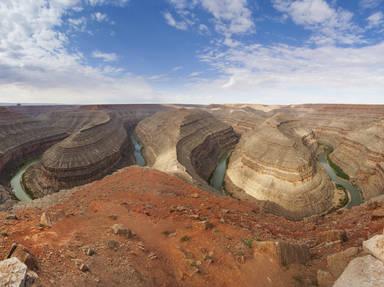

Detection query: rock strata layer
xmin=135 ymin=109 xmax=239 ymax=184
xmin=0 ymin=107 xmax=66 ymax=175
xmin=225 ymin=122 xmax=334 ymax=220
xmin=23 ymin=111 xmax=129 ymax=197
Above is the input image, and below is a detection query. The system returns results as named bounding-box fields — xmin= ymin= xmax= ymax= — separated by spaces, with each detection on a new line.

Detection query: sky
xmin=0 ymin=0 xmax=383 ymax=105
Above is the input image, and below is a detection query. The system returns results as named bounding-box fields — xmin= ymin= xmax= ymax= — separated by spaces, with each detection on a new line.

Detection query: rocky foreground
xmin=1 ymin=167 xmax=384 ymax=286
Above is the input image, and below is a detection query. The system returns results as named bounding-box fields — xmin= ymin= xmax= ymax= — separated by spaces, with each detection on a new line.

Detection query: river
xmin=209 ymin=152 xmax=230 ymax=193
xmin=10 ymin=159 xmax=39 ymax=202
xmin=130 ymin=133 xmax=146 ymax=166
xmin=318 ymin=152 xmax=363 ymax=208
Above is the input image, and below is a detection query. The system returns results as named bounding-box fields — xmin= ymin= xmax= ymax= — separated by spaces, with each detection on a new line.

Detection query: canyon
xmin=0 ymin=104 xmax=383 ymax=286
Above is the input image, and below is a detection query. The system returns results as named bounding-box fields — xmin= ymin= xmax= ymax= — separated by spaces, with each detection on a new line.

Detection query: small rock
xmin=108 ymin=215 xmax=118 ymax=220
xmin=176 ymin=206 xmax=187 ymax=212
xmin=79 ymin=263 xmax=89 ymax=272
xmin=318 ymin=229 xmax=347 ymax=244
xmin=40 ymin=212 xmax=52 ymax=227
xmin=191 ymin=193 xmax=199 ymax=198
xmin=107 ymin=240 xmax=120 ymax=251
xmin=82 ymin=247 xmax=96 ymax=256
xmin=7 ymin=243 xmax=38 ymax=271
xmin=200 ymin=220 xmax=214 ymax=230
xmin=111 ymin=224 xmax=133 ymax=238
xmin=147 ymin=252 xmax=157 ymax=260
xmin=237 ymin=255 xmax=246 ymax=264
xmin=25 ymin=270 xmax=39 ymax=286
xmin=5 ymin=214 xmax=17 ymax=220
xmin=137 ymin=242 xmax=145 ymax=251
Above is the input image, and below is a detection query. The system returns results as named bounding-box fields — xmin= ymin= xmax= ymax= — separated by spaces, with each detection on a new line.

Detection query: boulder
xmin=333 ymin=255 xmax=384 ymax=287
xmin=253 ymin=240 xmax=310 ymax=266
xmin=363 ymin=234 xmax=384 ymax=263
xmin=327 ymin=247 xmax=359 ymax=278
xmin=0 ymin=257 xmax=27 ymax=287
xmin=7 ymin=244 xmax=38 ymax=271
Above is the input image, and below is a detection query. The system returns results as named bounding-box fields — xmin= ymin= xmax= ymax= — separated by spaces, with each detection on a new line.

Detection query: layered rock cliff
xmin=0 ymin=108 xmax=66 ymax=175
xmin=328 ymin=119 xmax=384 ymax=199
xmin=23 ymin=111 xmax=130 ymax=197
xmin=225 ymin=122 xmax=334 ymax=220
xmin=135 ymin=109 xmax=239 ymax=184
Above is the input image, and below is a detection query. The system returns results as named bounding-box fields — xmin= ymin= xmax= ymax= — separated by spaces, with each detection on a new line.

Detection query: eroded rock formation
xmin=0 ymin=107 xmax=67 ymax=176
xmin=23 ymin=111 xmax=130 ymax=198
xmin=135 ymin=109 xmax=239 ymax=184
xmin=327 ymin=119 xmax=384 ymax=199
xmin=225 ymin=121 xmax=334 ymax=220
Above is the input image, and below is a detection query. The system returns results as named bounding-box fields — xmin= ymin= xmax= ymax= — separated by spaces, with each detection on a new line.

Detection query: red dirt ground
xmin=0 ymin=167 xmax=383 ymax=286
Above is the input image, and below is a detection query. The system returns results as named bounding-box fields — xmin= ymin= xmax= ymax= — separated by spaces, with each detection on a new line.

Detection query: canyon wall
xmin=0 ymin=108 xmax=67 ymax=176
xmin=23 ymin=111 xmax=130 ymax=198
xmin=327 ymin=119 xmax=384 ymax=199
xmin=135 ymin=109 xmax=239 ymax=184
xmin=225 ymin=121 xmax=334 ymax=220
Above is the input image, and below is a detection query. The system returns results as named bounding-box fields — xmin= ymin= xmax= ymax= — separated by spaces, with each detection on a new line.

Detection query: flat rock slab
xmin=0 ymin=257 xmax=27 ymax=287
xmin=363 ymin=234 xmax=384 ymax=263
xmin=333 ymin=255 xmax=384 ymax=287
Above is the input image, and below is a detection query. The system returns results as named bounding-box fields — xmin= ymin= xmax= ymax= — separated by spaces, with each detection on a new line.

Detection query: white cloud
xmin=199 ymin=0 xmax=254 ymax=35
xmin=172 ymin=66 xmax=183 ymax=72
xmin=186 ymin=41 xmax=384 ymax=104
xmin=198 ymin=24 xmax=209 ymax=34
xmin=163 ymin=11 xmax=189 ymax=30
xmin=92 ymin=51 xmax=118 ymax=62
xmin=87 ymin=0 xmax=129 ymax=6
xmin=367 ymin=11 xmax=384 ymax=28
xmin=92 ymin=12 xmax=108 ymax=22
xmin=273 ymin=0 xmax=362 ymax=45
xmin=0 ymin=0 xmax=160 ymax=104
xmin=68 ymin=16 xmax=88 ymax=32
xmin=360 ymin=0 xmax=384 ymax=9
xmin=166 ymin=0 xmax=254 ymax=40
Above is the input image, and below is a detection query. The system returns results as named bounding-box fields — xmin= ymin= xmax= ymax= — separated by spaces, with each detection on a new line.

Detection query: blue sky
xmin=0 ymin=0 xmax=383 ymax=104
